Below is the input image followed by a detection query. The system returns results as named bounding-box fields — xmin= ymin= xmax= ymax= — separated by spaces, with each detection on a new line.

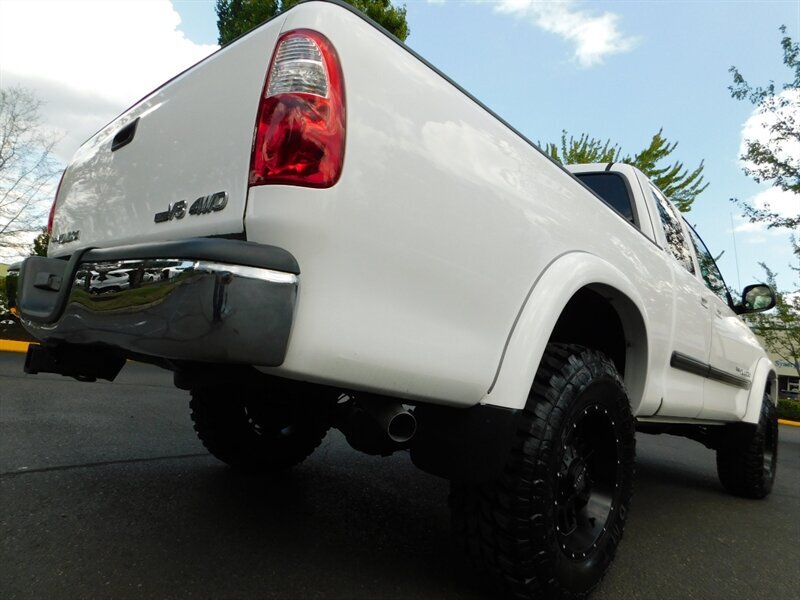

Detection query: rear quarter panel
xmin=250 ymin=2 xmax=674 ymax=411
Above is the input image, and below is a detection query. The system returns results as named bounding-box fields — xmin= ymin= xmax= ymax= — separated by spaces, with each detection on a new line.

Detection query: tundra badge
xmin=51 ymin=230 xmax=81 ymax=244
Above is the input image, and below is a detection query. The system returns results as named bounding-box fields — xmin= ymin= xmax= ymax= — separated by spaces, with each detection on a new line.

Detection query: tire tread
xmin=450 ymin=344 xmax=635 ymax=599
xmin=190 ymin=386 xmax=329 ymax=472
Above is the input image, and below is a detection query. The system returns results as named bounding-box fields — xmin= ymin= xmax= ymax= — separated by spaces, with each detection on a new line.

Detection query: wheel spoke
xmin=556 ymin=402 xmax=620 ymax=558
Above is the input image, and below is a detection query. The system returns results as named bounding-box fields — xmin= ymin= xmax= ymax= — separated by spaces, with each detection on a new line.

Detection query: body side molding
xmin=670 ymin=351 xmax=751 ymax=390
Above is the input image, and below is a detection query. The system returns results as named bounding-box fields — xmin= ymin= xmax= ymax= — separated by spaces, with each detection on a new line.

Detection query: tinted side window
xmin=651 ymin=185 xmax=695 ymax=274
xmin=575 ymin=173 xmax=635 ymax=223
xmin=686 ymin=222 xmax=730 ymax=304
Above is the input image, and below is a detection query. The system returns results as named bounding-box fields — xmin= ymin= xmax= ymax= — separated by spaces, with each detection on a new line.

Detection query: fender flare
xmin=741 ymin=357 xmax=777 ymax=424
xmin=481 ymin=251 xmax=650 ymax=411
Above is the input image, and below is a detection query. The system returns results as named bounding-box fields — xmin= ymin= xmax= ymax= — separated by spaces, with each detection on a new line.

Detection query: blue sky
xmin=172 ymin=0 xmax=799 ymax=292
xmin=2 ymin=0 xmax=797 ymax=291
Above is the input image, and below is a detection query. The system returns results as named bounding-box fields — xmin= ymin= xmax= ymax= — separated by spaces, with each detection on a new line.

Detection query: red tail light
xmin=249 ymin=30 xmax=346 ymax=188
xmin=47 ymin=169 xmax=66 ymax=234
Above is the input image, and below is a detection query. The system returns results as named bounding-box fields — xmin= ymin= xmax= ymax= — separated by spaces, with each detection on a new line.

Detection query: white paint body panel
xmin=702 ymin=291 xmax=770 ymax=421
xmin=51 ymin=1 xmax=772 ymax=424
xmin=250 ymin=4 xmax=677 ymax=409
xmin=49 ymin=16 xmax=288 ymax=255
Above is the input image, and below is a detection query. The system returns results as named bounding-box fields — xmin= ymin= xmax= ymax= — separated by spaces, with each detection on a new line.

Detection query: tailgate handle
xmin=111 ymin=118 xmax=139 ymax=152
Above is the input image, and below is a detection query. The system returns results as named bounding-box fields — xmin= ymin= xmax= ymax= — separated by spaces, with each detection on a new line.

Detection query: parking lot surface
xmin=1 ymin=353 xmax=798 ymax=599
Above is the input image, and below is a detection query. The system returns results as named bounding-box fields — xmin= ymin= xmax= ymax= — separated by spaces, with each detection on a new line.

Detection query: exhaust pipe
xmin=336 ymin=394 xmax=417 ymax=456
xmin=359 ymin=398 xmax=417 ymax=443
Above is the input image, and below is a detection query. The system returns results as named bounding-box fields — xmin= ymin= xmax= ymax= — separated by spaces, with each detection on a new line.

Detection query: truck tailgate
xmin=49 ymin=15 xmax=286 ymax=256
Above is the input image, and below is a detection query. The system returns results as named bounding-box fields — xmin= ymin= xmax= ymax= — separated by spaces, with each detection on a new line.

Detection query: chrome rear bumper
xmin=8 ymin=240 xmax=298 ymax=366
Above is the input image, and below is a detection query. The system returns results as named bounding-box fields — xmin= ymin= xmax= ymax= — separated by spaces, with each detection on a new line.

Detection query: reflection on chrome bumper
xmin=15 ymin=257 xmax=297 ymax=366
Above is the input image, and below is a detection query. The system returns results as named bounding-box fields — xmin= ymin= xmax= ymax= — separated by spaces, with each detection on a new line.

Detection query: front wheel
xmin=716 ymin=395 xmax=778 ymax=499
xmin=450 ymin=344 xmax=636 ymax=599
xmin=190 ymin=384 xmax=332 ymax=472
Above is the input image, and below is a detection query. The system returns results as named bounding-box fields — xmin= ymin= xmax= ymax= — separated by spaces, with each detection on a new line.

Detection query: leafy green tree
xmin=542 ymin=132 xmax=620 ymax=165
xmin=629 ymin=131 xmax=708 ymax=212
xmin=339 ymin=0 xmax=408 ymax=40
xmin=745 ymin=260 xmax=800 ymax=378
xmin=729 ymin=27 xmax=799 ymax=367
xmin=216 ymin=0 xmax=409 ymax=46
xmin=729 ymin=25 xmax=799 ymax=231
xmin=30 ymin=227 xmax=49 ymax=257
xmin=216 ymin=0 xmax=277 ymax=45
xmin=544 ymin=129 xmax=708 ymax=212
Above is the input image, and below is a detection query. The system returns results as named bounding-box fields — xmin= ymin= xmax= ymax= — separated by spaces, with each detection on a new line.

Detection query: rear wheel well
xmin=548 ymin=285 xmax=647 ymax=411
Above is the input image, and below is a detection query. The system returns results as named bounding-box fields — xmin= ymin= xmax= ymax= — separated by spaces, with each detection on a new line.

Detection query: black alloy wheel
xmin=555 ymin=403 xmax=622 ymax=561
xmin=450 ymin=344 xmax=636 ymax=599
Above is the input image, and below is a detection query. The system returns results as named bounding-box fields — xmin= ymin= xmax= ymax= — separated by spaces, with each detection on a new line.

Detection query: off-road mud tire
xmin=190 ymin=384 xmax=331 ymax=472
xmin=450 ymin=344 xmax=636 ymax=599
xmin=716 ymin=394 xmax=778 ymax=499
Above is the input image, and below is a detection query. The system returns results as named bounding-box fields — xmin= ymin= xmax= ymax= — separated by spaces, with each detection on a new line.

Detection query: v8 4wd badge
xmin=189 ymin=191 xmax=228 ymax=215
xmin=154 ymin=191 xmax=227 ymax=223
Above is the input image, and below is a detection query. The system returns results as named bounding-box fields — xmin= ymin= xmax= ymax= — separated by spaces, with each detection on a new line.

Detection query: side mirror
xmin=735 ymin=284 xmax=777 ymax=314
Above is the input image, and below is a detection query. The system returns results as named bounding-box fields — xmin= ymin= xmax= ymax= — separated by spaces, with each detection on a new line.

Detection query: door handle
xmin=700 ymin=297 xmax=709 ymax=308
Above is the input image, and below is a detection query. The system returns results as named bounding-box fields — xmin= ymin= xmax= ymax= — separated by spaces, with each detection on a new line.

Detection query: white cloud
xmin=752 ymin=186 xmax=800 ymax=219
xmin=493 ymin=0 xmax=638 ymax=67
xmin=733 ymin=187 xmax=799 ymax=234
xmin=733 ymin=219 xmax=767 ymax=235
xmin=734 ymin=91 xmax=800 ymax=236
xmin=0 ymin=0 xmax=218 ymax=163
xmin=739 ymin=89 xmax=800 ymax=174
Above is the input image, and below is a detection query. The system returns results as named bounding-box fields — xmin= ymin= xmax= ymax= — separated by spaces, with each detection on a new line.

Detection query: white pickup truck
xmin=8 ymin=1 xmax=779 ymax=597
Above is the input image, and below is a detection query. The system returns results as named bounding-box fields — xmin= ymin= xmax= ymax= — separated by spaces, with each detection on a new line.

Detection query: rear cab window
xmin=574 ymin=172 xmax=636 ymax=224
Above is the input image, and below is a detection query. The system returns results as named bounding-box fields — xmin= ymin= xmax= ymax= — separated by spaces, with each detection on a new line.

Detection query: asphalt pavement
xmin=1 ymin=352 xmax=798 ymax=599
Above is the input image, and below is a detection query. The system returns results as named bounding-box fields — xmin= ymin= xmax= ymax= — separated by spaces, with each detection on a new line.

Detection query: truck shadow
xmin=43 ymin=442 xmax=492 ymax=599
xmin=7 ymin=427 xmax=770 ymax=600
xmin=186 ymin=452 xmax=493 ymax=599
xmin=94 ymin=434 xmax=728 ymax=598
